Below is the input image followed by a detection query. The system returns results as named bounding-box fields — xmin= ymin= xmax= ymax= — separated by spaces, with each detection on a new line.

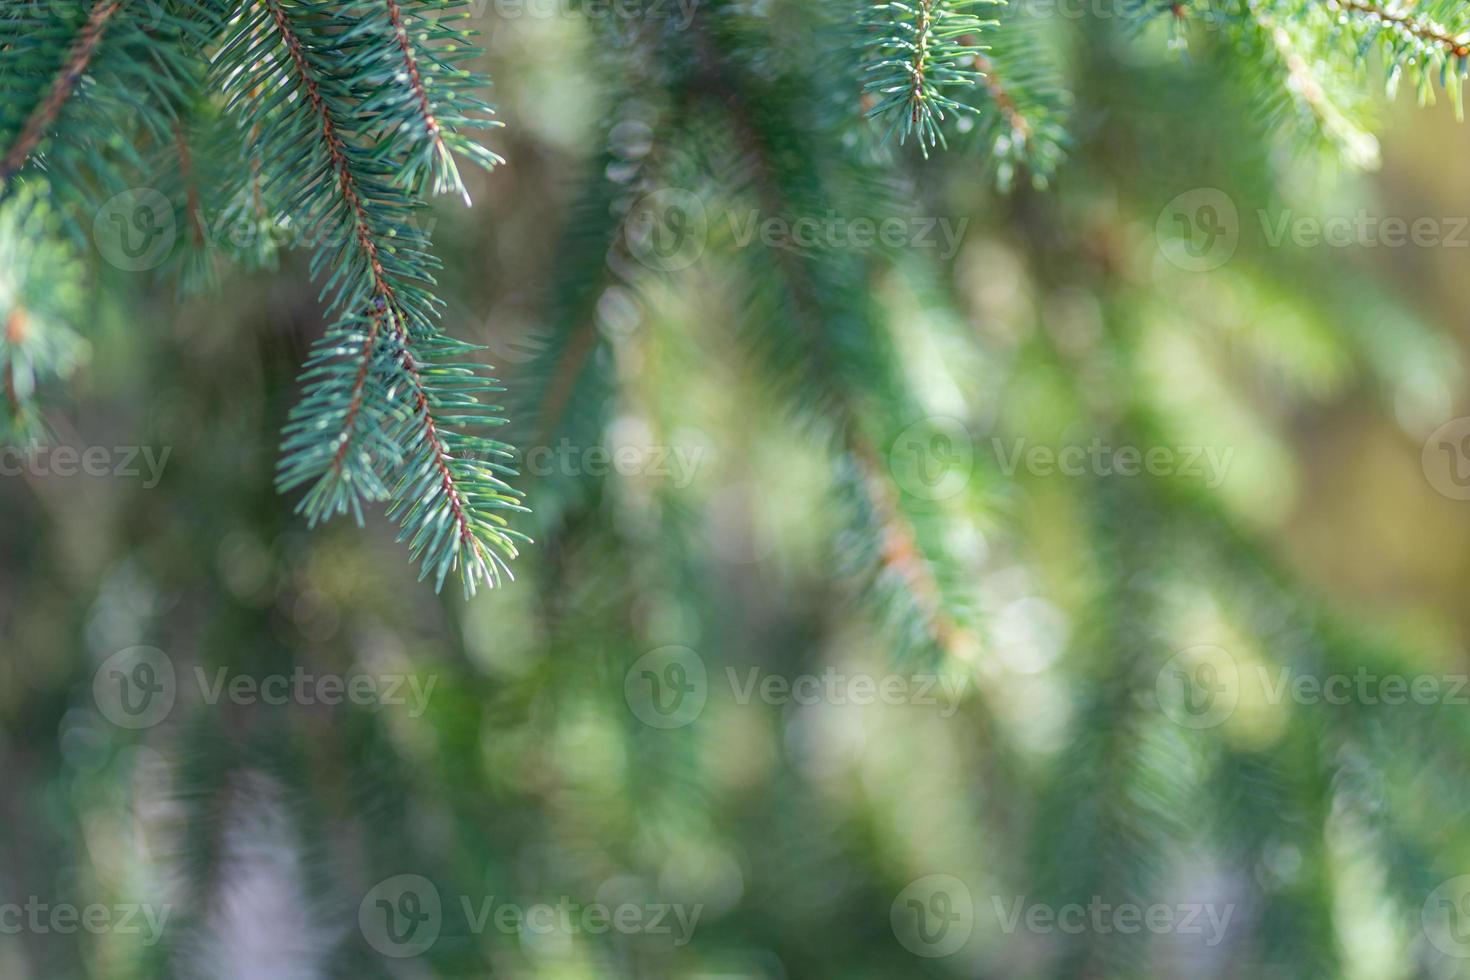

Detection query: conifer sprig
xmin=216 ymin=0 xmax=526 ymax=595
xmin=370 ymin=0 xmax=505 ymax=203
xmin=1326 ymin=0 xmax=1470 ymax=116
xmin=959 ymin=0 xmax=1069 ymax=189
xmin=861 ymin=0 xmax=1002 ymax=155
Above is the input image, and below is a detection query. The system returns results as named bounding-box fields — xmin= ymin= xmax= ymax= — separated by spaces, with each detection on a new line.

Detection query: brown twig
xmin=174 ymin=123 xmax=205 ymax=247
xmin=383 ymin=0 xmax=450 ymax=156
xmin=973 ymin=54 xmax=1031 ymax=142
xmin=0 ymin=0 xmax=122 ymax=185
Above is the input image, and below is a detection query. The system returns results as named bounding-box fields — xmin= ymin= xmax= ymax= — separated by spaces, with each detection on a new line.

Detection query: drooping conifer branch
xmin=691 ymin=24 xmax=974 ymax=659
xmin=219 ymin=0 xmax=527 ymax=595
xmin=1329 ymin=0 xmax=1470 ymax=57
xmin=0 ymin=0 xmax=121 ymax=185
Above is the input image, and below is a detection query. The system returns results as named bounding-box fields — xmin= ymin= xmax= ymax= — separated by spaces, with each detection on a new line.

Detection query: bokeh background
xmin=4 ymin=3 xmax=1470 ymax=978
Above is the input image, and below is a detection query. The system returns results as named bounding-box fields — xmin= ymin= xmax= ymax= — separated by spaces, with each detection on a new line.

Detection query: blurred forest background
xmin=4 ymin=1 xmax=1470 ymax=978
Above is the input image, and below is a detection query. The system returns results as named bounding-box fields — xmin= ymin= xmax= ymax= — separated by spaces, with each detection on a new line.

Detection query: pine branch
xmin=0 ymin=0 xmax=121 ymax=186
xmin=860 ymin=0 xmax=1002 ymax=156
xmin=688 ymin=15 xmax=978 ymax=660
xmin=217 ymin=0 xmax=527 ymax=595
xmin=374 ymin=0 xmax=503 ymax=203
xmin=1325 ymin=0 xmax=1470 ymax=116
xmin=1328 ymin=0 xmax=1470 ymax=57
xmin=959 ymin=4 xmax=1070 ymax=189
xmin=0 ymin=0 xmax=222 ymax=221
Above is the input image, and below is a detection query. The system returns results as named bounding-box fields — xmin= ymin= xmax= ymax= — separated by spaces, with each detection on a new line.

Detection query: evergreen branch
xmin=359 ymin=0 xmax=505 ymax=201
xmin=861 ymin=0 xmax=1002 ymax=156
xmin=958 ymin=3 xmax=1070 ymax=189
xmin=974 ymin=54 xmax=1028 ymax=143
xmin=689 ymin=17 xmax=976 ymax=659
xmin=173 ymin=122 xmax=207 ymax=248
xmin=0 ymin=0 xmax=121 ymax=186
xmin=218 ymin=0 xmax=527 ymax=595
xmin=1328 ymin=0 xmax=1470 ymax=57
xmin=383 ymin=0 xmax=466 ymax=203
xmin=1262 ymin=6 xmax=1378 ymax=161
xmin=1323 ymin=0 xmax=1470 ymax=116
xmin=1218 ymin=0 xmax=1382 ymax=166
xmin=848 ymin=436 xmax=969 ymax=654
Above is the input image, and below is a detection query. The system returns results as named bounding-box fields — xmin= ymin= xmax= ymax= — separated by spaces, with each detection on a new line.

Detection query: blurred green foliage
xmin=4 ymin=2 xmax=1470 ymax=979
